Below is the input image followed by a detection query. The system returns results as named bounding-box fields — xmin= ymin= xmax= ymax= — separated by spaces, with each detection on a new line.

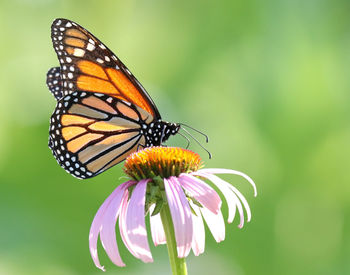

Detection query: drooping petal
xmin=125 ymin=179 xmax=153 ymax=263
xmin=200 ymin=206 xmax=225 ymax=242
xmin=178 ymin=173 xmax=222 ymax=214
xmin=164 ymin=177 xmax=193 ymax=258
xmin=89 ymin=180 xmax=135 ymax=271
xmin=118 ymin=190 xmax=137 ymax=258
xmin=89 ymin=200 xmax=111 ymax=272
xmin=193 ymin=171 xmax=244 ymax=226
xmin=198 ymin=168 xmax=257 ymax=197
xmin=226 ymin=181 xmax=252 ymax=222
xmin=189 ymin=202 xmax=205 ymax=256
xmin=199 ymin=172 xmax=252 ymax=224
xmin=149 ymin=204 xmax=166 ymax=246
xmin=202 ymin=172 xmax=251 ymax=227
xmin=99 ymin=181 xmax=135 ymax=267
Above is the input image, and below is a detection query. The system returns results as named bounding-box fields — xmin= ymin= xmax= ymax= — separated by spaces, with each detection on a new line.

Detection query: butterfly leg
xmin=137 ymin=143 xmax=145 ymax=151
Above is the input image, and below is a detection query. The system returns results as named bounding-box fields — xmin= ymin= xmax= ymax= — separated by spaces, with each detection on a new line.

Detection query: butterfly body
xmin=47 ymin=19 xmax=179 ymax=179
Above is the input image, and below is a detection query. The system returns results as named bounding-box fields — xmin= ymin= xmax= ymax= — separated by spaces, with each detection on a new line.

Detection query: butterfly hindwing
xmin=49 ymin=91 xmax=153 ymax=179
xmin=51 ymin=18 xmax=160 ymax=119
xmin=46 ymin=67 xmax=63 ymax=100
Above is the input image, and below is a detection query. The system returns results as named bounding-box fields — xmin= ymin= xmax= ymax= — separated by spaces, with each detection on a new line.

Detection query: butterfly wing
xmin=46 ymin=67 xmax=63 ymax=100
xmin=50 ymin=18 xmax=160 ymax=119
xmin=49 ymin=91 xmax=153 ymax=179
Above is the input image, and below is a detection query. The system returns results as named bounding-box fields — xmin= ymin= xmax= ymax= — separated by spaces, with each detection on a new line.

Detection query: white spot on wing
xmin=73 ymin=48 xmax=85 ymax=57
xmin=86 ymin=43 xmax=95 ymax=51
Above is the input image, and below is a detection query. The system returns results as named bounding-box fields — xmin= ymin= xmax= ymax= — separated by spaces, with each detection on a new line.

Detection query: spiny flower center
xmin=124 ymin=146 xmax=202 ymax=180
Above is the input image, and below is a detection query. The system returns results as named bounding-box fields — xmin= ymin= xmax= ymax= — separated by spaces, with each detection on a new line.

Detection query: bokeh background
xmin=0 ymin=0 xmax=349 ymax=274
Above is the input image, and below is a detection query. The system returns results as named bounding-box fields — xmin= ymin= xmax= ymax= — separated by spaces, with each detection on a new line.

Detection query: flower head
xmin=89 ymin=147 xmax=257 ymax=271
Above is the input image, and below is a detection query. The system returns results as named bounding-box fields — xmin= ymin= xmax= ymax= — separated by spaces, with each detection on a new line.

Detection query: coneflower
xmin=89 ymin=147 xmax=257 ymax=274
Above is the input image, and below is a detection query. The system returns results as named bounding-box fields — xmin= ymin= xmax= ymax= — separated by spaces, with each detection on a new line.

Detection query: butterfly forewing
xmin=51 ymin=18 xmax=160 ymax=119
xmin=49 ymin=91 xmax=152 ymax=179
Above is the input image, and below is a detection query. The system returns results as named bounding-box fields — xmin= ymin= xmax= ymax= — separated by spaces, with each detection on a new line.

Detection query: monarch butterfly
xmin=47 ymin=18 xmax=181 ymax=179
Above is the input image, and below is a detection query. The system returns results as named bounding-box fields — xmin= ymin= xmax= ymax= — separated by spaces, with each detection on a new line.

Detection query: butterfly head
xmin=161 ymin=122 xmax=180 ymax=142
xmin=143 ymin=121 xmax=180 ymax=146
xmin=163 ymin=122 xmax=180 ymax=140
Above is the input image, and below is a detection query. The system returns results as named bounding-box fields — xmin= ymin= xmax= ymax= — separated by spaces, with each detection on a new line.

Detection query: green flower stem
xmin=160 ymin=203 xmax=188 ymax=275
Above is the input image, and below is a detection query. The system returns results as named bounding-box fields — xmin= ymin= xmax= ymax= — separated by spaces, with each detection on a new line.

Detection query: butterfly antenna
xmin=177 ymin=132 xmax=190 ymax=149
xmin=180 ymin=127 xmax=212 ymax=159
xmin=178 ymin=123 xmax=209 ymax=143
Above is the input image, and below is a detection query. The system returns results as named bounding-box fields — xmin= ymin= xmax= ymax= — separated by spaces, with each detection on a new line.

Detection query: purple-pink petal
xmin=202 ymin=172 xmax=250 ymax=227
xmin=164 ymin=177 xmax=193 ymax=258
xmin=99 ymin=181 xmax=135 ymax=267
xmin=178 ymin=173 xmax=222 ymax=214
xmin=226 ymin=182 xmax=252 ymax=222
xmin=200 ymin=206 xmax=225 ymax=242
xmin=193 ymin=171 xmax=244 ymax=226
xmin=125 ymin=179 xmax=153 ymax=263
xmin=198 ymin=168 xmax=257 ymax=197
xmin=89 ymin=180 xmax=135 ymax=270
xmin=149 ymin=205 xmax=166 ymax=246
xmin=118 ymin=190 xmax=138 ymax=258
xmin=89 ymin=201 xmax=110 ymax=271
xmin=189 ymin=202 xmax=205 ymax=256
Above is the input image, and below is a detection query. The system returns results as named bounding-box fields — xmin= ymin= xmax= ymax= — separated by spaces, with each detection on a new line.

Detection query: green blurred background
xmin=0 ymin=0 xmax=349 ymax=274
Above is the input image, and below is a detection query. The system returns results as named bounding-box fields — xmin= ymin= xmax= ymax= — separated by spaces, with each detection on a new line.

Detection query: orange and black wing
xmin=50 ymin=18 xmax=160 ymax=119
xmin=49 ymin=91 xmax=154 ymax=179
xmin=46 ymin=67 xmax=63 ymax=100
